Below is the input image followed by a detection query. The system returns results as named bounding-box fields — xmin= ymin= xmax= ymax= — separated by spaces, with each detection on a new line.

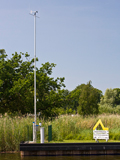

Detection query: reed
xmin=44 ymin=114 xmax=120 ymax=141
xmin=0 ymin=114 xmax=120 ymax=151
xmin=0 ymin=116 xmax=33 ymax=151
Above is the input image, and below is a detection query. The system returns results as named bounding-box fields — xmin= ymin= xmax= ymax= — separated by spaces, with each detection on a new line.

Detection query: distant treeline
xmin=1 ymin=49 xmax=120 ymax=118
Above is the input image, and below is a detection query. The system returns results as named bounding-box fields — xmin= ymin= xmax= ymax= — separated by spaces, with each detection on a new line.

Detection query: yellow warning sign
xmin=93 ymin=119 xmax=108 ymax=131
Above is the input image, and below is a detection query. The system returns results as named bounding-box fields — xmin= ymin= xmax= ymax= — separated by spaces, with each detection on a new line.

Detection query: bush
xmin=99 ymin=104 xmax=120 ymax=114
xmin=99 ymin=104 xmax=115 ymax=114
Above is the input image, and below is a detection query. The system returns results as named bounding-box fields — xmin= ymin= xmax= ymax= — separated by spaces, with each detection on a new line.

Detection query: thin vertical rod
xmin=34 ymin=12 xmax=36 ymax=142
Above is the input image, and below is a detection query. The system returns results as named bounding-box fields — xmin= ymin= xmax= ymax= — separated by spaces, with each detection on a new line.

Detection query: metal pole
xmin=40 ymin=127 xmax=44 ymax=143
xmin=30 ymin=10 xmax=38 ymax=143
xmin=34 ymin=11 xmax=37 ymax=143
xmin=34 ymin=12 xmax=36 ymax=143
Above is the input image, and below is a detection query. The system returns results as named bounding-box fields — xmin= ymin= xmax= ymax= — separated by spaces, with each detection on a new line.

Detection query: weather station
xmin=19 ymin=10 xmax=120 ymax=157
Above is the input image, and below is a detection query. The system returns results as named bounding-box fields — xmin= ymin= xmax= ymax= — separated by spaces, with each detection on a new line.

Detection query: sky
xmin=1 ymin=0 xmax=120 ymax=94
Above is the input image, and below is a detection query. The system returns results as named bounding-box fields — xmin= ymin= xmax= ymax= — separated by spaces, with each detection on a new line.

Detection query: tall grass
xmin=0 ymin=116 xmax=33 ymax=151
xmin=1 ymin=114 xmax=120 ymax=151
xmin=40 ymin=114 xmax=120 ymax=142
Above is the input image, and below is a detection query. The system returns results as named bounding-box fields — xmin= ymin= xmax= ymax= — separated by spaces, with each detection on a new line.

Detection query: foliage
xmin=1 ymin=114 xmax=120 ymax=151
xmin=99 ymin=88 xmax=120 ymax=114
xmin=45 ymin=114 xmax=120 ymax=142
xmin=35 ymin=62 xmax=65 ymax=119
xmin=78 ymin=81 xmax=102 ymax=116
xmin=100 ymin=88 xmax=117 ymax=107
xmin=0 ymin=50 xmax=35 ymax=114
xmin=113 ymin=88 xmax=120 ymax=105
xmin=0 ymin=115 xmax=33 ymax=151
xmin=99 ymin=104 xmax=120 ymax=114
xmin=66 ymin=84 xmax=85 ymax=113
xmin=0 ymin=50 xmax=65 ymax=118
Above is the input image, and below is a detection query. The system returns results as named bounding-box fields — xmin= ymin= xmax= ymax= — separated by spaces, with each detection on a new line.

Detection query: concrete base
xmin=20 ymin=142 xmax=120 ymax=156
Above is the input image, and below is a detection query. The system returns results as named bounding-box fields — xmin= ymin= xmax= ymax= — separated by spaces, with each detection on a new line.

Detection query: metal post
xmin=40 ymin=127 xmax=44 ymax=143
xmin=48 ymin=125 xmax=52 ymax=142
xmin=33 ymin=122 xmax=35 ymax=142
xmin=30 ymin=10 xmax=38 ymax=143
xmin=34 ymin=11 xmax=36 ymax=143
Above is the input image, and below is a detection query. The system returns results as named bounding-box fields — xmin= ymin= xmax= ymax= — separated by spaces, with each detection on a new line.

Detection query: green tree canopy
xmin=100 ymin=88 xmax=120 ymax=107
xmin=0 ymin=50 xmax=65 ymax=118
xmin=78 ymin=81 xmax=102 ymax=116
xmin=66 ymin=84 xmax=86 ymax=113
xmin=113 ymin=88 xmax=120 ymax=106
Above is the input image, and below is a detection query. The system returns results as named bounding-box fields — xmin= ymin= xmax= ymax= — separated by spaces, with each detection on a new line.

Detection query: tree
xmin=35 ymin=62 xmax=65 ymax=118
xmin=100 ymin=88 xmax=117 ymax=107
xmin=78 ymin=81 xmax=102 ymax=116
xmin=0 ymin=50 xmax=66 ymax=118
xmin=113 ymin=88 xmax=120 ymax=106
xmin=0 ymin=50 xmax=35 ymax=114
xmin=99 ymin=88 xmax=120 ymax=108
xmin=67 ymin=84 xmax=86 ymax=113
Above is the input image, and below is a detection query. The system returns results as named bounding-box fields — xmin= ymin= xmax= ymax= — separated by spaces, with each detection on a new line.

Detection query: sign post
xmin=93 ymin=119 xmax=109 ymax=142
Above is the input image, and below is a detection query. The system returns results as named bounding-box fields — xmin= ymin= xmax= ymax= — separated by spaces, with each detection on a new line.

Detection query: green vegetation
xmin=0 ymin=114 xmax=120 ymax=151
xmin=0 ymin=50 xmax=65 ymax=118
xmin=99 ymin=88 xmax=120 ymax=114
xmin=1 ymin=49 xmax=120 ymax=152
xmin=78 ymin=81 xmax=102 ymax=116
xmin=1 ymin=50 xmax=120 ymax=118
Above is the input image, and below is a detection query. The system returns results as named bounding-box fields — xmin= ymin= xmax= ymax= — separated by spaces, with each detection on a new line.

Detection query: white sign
xmin=93 ymin=130 xmax=109 ymax=142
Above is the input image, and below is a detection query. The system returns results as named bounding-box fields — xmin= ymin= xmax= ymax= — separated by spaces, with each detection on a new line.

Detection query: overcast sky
xmin=1 ymin=0 xmax=120 ymax=94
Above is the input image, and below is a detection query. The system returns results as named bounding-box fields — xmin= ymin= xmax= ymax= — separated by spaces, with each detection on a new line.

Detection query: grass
xmin=49 ymin=139 xmax=120 ymax=143
xmin=46 ymin=114 xmax=120 ymax=141
xmin=1 ymin=114 xmax=120 ymax=151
